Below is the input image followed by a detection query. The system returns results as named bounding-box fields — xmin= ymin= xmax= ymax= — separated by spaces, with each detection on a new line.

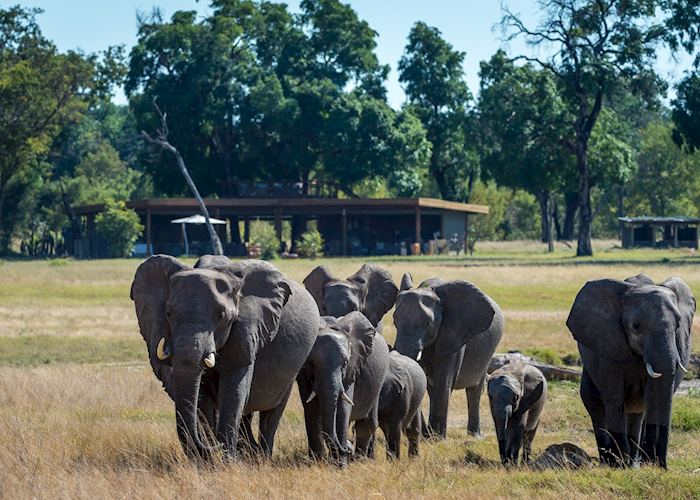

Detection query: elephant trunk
xmin=173 ymin=366 xmax=218 ymax=459
xmin=494 ymin=405 xmax=512 ymax=464
xmin=643 ymin=372 xmax=675 ymax=469
xmin=318 ymin=376 xmax=347 ymax=462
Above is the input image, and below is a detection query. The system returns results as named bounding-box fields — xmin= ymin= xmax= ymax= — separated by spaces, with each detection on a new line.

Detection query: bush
xmin=296 ymin=229 xmax=324 ymax=258
xmin=249 ymin=220 xmax=280 ymax=260
xmin=95 ymin=201 xmax=143 ymax=258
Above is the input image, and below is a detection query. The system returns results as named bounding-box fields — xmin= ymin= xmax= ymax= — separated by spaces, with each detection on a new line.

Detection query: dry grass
xmin=1 ymin=252 xmax=700 ymax=498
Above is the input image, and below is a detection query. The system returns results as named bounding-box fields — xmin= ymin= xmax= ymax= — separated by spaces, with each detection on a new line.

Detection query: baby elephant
xmin=488 ymin=362 xmax=547 ymax=465
xmin=378 ymin=350 xmax=427 ymax=459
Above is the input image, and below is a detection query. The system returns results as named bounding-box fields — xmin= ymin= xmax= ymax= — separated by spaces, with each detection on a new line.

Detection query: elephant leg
xmin=385 ymin=420 xmax=402 ymax=460
xmin=523 ymin=424 xmax=538 ymax=464
xmin=426 ymin=354 xmax=460 ymax=439
xmin=580 ymin=369 xmax=610 ymax=464
xmin=406 ymin=411 xmax=421 ymax=458
xmin=419 ymin=410 xmax=433 ymax=439
xmin=258 ymin=382 xmax=293 ymax=457
xmin=237 ymin=413 xmax=260 ymax=456
xmin=603 ymin=399 xmax=629 ymax=467
xmin=466 ymin=374 xmax=485 ymax=437
xmin=216 ymin=365 xmax=255 ymax=458
xmin=627 ymin=412 xmax=644 ymax=467
xmin=355 ymin=405 xmax=379 ymax=459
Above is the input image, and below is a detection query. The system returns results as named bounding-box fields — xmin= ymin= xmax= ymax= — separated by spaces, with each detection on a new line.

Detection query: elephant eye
xmin=632 ymin=322 xmax=641 ymax=331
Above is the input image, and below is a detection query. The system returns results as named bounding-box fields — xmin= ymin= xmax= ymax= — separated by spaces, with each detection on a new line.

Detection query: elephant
xmin=303 ymin=264 xmax=399 ymax=330
xmin=131 ymin=254 xmax=319 ymax=459
xmin=297 ymin=311 xmax=390 ymax=464
xmin=488 ymin=362 xmax=547 ymax=465
xmin=566 ymin=273 xmax=695 ymax=468
xmin=377 ymin=350 xmax=427 ymax=460
xmin=393 ymin=273 xmax=504 ymax=439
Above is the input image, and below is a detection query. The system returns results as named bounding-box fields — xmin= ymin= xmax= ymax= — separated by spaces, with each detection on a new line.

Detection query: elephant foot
xmin=466 ymin=429 xmax=483 ymax=440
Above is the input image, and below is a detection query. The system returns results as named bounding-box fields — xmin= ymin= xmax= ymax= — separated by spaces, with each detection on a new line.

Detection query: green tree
xmin=398 ymin=22 xmax=479 ymax=201
xmin=502 ymin=0 xmax=667 ymax=256
xmin=0 ymin=6 xmax=97 ymax=252
xmin=478 ymin=51 xmax=571 ymax=248
xmin=95 ymin=201 xmax=144 ymax=258
xmin=672 ymin=71 xmax=700 ymax=150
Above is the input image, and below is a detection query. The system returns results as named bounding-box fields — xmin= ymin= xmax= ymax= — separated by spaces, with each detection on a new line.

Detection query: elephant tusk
xmin=646 ymin=363 xmax=662 ymax=379
xmin=204 ymin=352 xmax=216 ymax=368
xmin=416 ymin=350 xmax=422 ymax=362
xmin=156 ymin=337 xmax=169 ymax=360
xmin=341 ymin=392 xmax=355 ymax=407
xmin=678 ymin=361 xmax=688 ymax=373
xmin=504 ymin=404 xmax=512 ymax=430
xmin=306 ymin=390 xmax=317 ymax=403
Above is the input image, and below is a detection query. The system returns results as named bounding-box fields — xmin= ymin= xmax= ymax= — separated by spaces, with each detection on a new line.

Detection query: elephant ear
xmin=566 ymin=279 xmax=637 ymax=362
xmin=303 ymin=265 xmax=336 ymax=314
xmin=433 ymin=280 xmax=497 ymax=355
xmin=514 ymin=379 xmax=544 ymax=418
xmin=400 ymin=273 xmax=414 ymax=291
xmin=130 ymin=255 xmax=190 ymax=398
xmin=223 ymin=260 xmax=291 ymax=365
xmin=348 ymin=264 xmax=399 ymax=327
xmin=333 ymin=311 xmax=375 ymax=384
xmin=661 ymin=277 xmax=696 ymax=363
xmin=625 ymin=273 xmax=655 ymax=286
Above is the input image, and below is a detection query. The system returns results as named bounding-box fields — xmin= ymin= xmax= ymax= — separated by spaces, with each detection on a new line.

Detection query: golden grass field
xmin=2 ymin=243 xmax=700 ymax=498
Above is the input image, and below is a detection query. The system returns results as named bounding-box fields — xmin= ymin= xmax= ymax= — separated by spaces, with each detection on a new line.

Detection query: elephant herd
xmin=131 ymin=255 xmax=694 ymax=469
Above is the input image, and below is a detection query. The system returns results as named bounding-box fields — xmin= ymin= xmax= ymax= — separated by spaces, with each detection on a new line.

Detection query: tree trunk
xmin=537 ymin=191 xmax=554 ymax=252
xmin=576 ymin=137 xmax=593 ymax=256
xmin=552 ymin=198 xmax=562 ymax=241
xmin=561 ymin=192 xmax=578 ymax=241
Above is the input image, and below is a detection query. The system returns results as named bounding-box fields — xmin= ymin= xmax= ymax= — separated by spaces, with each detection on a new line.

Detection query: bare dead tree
xmin=142 ymin=98 xmax=224 ymax=256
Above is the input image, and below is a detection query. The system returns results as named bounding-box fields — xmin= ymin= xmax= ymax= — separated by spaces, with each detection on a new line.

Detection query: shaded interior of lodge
xmin=73 ymin=182 xmax=489 ymax=258
xmin=619 ymin=216 xmax=700 ymax=249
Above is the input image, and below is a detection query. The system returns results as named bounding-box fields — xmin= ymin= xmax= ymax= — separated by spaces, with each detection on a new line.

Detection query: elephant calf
xmin=488 ymin=362 xmax=547 ymax=465
xmin=378 ymin=350 xmax=427 ymax=459
xmin=297 ymin=312 xmax=390 ymax=464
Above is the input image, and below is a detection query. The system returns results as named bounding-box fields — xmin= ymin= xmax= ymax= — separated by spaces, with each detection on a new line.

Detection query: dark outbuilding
xmin=619 ymin=216 xmax=700 ymax=249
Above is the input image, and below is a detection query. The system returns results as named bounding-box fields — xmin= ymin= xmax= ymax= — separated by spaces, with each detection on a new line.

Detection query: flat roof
xmin=619 ymin=216 xmax=700 ymax=224
xmin=75 ymin=197 xmax=489 ymax=216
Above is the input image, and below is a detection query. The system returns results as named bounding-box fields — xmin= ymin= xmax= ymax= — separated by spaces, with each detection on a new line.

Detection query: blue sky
xmin=19 ymin=0 xmax=695 ymax=107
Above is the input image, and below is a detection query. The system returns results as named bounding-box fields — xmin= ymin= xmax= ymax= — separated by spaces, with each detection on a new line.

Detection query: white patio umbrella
xmin=171 ymin=214 xmax=227 ymax=256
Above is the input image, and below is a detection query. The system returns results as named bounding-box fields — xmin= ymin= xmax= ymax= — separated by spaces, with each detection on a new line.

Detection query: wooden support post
xmin=673 ymin=224 xmax=679 ymax=248
xmin=146 ymin=208 xmax=152 ymax=256
xmin=414 ymin=207 xmax=422 ymax=244
xmin=87 ymin=214 xmax=95 ymax=259
xmin=696 ymin=224 xmax=699 ymax=250
xmin=341 ymin=209 xmax=347 ymax=257
xmin=244 ymin=218 xmax=250 ymax=243
xmin=274 ymin=209 xmax=283 ymax=241
xmin=464 ymin=213 xmax=469 ymax=253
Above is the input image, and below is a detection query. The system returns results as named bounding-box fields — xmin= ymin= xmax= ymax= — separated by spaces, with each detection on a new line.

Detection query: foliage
xmin=672 ymin=70 xmax=700 ymax=150
xmin=468 ymin=180 xmax=540 ymax=242
xmin=295 ymin=229 xmax=324 ymax=259
xmin=249 ymin=220 xmax=280 ymax=260
xmin=627 ymin=121 xmax=700 ymax=216
xmin=94 ymin=201 xmax=143 ymax=258
xmin=398 ymin=22 xmax=478 ymax=201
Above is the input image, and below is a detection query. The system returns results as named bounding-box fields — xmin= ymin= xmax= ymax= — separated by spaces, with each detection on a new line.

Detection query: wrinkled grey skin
xmin=393 ymin=273 xmax=504 ymax=439
xmin=488 ymin=362 xmax=547 ymax=465
xmin=566 ymin=273 xmax=695 ymax=469
xmin=131 ymin=254 xmax=319 ymax=459
xmin=297 ymin=311 xmax=390 ymax=465
xmin=303 ymin=264 xmax=399 ymax=330
xmin=378 ymin=350 xmax=427 ymax=459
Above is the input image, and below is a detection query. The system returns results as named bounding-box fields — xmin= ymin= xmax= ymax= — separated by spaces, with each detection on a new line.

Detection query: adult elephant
xmin=393 ymin=274 xmax=504 ymax=438
xmin=297 ymin=312 xmax=390 ymax=464
xmin=566 ymin=273 xmax=695 ymax=469
xmin=131 ymin=254 xmax=319 ymax=459
xmin=303 ymin=264 xmax=398 ymax=329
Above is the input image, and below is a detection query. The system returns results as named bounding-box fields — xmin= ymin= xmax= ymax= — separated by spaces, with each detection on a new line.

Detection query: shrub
xmin=672 ymin=397 xmax=700 ymax=431
xmin=296 ymin=229 xmax=324 ymax=258
xmin=249 ymin=220 xmax=280 ymax=260
xmin=95 ymin=201 xmax=143 ymax=258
